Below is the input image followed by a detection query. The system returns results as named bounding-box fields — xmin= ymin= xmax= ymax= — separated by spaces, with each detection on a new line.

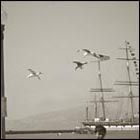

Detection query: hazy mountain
xmin=6 ymin=105 xmax=86 ymax=131
xmin=6 ymin=102 xmax=139 ymax=131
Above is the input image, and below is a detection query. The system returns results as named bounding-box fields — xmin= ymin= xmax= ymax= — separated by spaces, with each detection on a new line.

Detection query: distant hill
xmin=6 ymin=105 xmax=86 ymax=131
xmin=6 ymin=103 xmax=139 ymax=131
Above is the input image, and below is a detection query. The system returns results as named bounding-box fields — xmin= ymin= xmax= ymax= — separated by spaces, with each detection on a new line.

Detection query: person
xmin=94 ymin=125 xmax=106 ymax=139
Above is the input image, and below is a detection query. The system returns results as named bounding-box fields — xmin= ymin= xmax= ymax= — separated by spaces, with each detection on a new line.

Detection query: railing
xmin=82 ymin=121 xmax=139 ymax=126
xmin=6 ymin=129 xmax=75 ymax=135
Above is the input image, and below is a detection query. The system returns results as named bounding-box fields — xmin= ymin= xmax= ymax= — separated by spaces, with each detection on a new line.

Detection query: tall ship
xmin=81 ymin=41 xmax=139 ymax=130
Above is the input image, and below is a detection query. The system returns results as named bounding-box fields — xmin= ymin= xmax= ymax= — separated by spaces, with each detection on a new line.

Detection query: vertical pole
xmin=94 ymin=93 xmax=98 ymax=118
xmin=86 ymin=105 xmax=89 ymax=121
xmin=125 ymin=41 xmax=134 ymax=122
xmin=97 ymin=60 xmax=105 ymax=120
xmin=1 ymin=24 xmax=6 ymax=139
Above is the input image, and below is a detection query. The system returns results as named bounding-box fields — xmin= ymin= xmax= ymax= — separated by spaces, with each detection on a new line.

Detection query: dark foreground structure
xmin=6 ymin=130 xmax=139 ymax=139
xmin=94 ymin=125 xmax=106 ymax=139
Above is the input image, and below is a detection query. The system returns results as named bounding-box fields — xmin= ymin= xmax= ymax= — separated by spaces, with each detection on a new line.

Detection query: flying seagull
xmin=27 ymin=69 xmax=43 ymax=80
xmin=82 ymin=49 xmax=95 ymax=57
xmin=81 ymin=49 xmax=110 ymax=61
xmin=93 ymin=53 xmax=110 ymax=61
xmin=78 ymin=48 xmax=110 ymax=61
xmin=73 ymin=61 xmax=88 ymax=70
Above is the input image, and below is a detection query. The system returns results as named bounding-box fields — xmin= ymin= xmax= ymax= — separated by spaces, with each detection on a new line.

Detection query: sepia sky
xmin=2 ymin=1 xmax=139 ymax=120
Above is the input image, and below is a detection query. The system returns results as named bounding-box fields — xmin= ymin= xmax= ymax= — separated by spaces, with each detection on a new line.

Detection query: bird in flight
xmin=82 ymin=49 xmax=95 ymax=57
xmin=73 ymin=61 xmax=88 ymax=70
xmin=93 ymin=53 xmax=110 ymax=61
xmin=27 ymin=69 xmax=43 ymax=80
xmin=82 ymin=49 xmax=110 ymax=61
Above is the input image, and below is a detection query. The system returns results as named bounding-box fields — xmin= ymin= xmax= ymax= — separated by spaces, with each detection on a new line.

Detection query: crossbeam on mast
xmin=114 ymin=83 xmax=139 ymax=86
xmin=115 ymin=81 xmax=138 ymax=83
xmin=90 ymin=88 xmax=115 ymax=92
xmin=117 ymin=58 xmax=139 ymax=61
xmin=114 ymin=81 xmax=139 ymax=86
xmin=90 ymin=100 xmax=118 ymax=103
xmin=119 ymin=47 xmax=133 ymax=50
xmin=112 ymin=95 xmax=139 ymax=98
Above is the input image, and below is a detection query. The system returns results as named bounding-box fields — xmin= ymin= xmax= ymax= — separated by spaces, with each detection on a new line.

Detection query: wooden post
xmin=1 ymin=24 xmax=6 ymax=139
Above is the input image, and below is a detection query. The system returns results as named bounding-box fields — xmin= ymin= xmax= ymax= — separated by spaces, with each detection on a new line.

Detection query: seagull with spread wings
xmin=27 ymin=69 xmax=43 ymax=80
xmin=73 ymin=61 xmax=88 ymax=70
xmin=82 ymin=49 xmax=110 ymax=61
xmin=82 ymin=49 xmax=95 ymax=57
xmin=93 ymin=53 xmax=110 ymax=61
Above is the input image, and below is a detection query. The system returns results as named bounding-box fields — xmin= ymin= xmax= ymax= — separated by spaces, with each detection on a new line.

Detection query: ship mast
xmin=114 ymin=41 xmax=139 ymax=123
xmin=94 ymin=92 xmax=98 ymax=118
xmin=90 ymin=60 xmax=117 ymax=120
xmin=98 ymin=60 xmax=105 ymax=120
xmin=86 ymin=101 xmax=89 ymax=121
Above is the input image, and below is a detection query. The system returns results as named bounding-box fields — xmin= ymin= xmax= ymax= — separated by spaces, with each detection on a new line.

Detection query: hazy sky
xmin=2 ymin=1 xmax=139 ymax=120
